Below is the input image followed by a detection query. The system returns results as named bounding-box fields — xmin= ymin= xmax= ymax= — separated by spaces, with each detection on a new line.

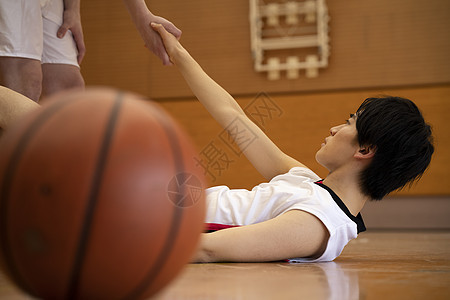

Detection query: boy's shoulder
xmin=270 ymin=166 xmax=322 ymax=184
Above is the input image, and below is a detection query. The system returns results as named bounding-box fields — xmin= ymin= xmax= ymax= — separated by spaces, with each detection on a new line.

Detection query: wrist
xmin=63 ymin=0 xmax=80 ymax=11
xmin=171 ymin=47 xmax=190 ymax=65
xmin=123 ymin=0 xmax=151 ymax=25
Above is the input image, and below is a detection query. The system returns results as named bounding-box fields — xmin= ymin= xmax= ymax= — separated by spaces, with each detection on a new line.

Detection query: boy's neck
xmin=322 ymin=171 xmax=369 ymax=216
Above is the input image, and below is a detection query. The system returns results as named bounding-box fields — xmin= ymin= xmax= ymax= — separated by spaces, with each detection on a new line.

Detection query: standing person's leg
xmin=0 ymin=58 xmax=43 ymax=102
xmin=42 ymin=64 xmax=84 ymax=98
xmin=0 ymin=0 xmax=44 ymax=102
xmin=40 ymin=0 xmax=85 ymax=100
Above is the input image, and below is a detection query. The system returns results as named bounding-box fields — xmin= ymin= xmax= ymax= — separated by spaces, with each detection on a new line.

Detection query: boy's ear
xmin=355 ymin=145 xmax=375 ymax=159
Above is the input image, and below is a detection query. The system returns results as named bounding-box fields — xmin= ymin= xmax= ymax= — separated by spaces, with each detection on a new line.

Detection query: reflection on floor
xmin=1 ymin=231 xmax=449 ymax=299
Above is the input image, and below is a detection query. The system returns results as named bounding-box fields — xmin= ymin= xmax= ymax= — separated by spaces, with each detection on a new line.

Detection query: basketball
xmin=0 ymin=88 xmax=206 ymax=299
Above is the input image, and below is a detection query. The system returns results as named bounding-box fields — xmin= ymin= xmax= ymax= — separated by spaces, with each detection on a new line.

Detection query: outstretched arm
xmin=123 ymin=0 xmax=182 ymax=65
xmin=0 ymin=86 xmax=40 ymax=130
xmin=151 ymin=23 xmax=307 ymax=181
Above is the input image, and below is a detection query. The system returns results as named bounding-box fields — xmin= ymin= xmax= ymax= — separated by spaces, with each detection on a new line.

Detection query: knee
xmin=68 ymin=73 xmax=85 ymax=90
xmin=25 ymin=76 xmax=43 ymax=102
xmin=42 ymin=67 xmax=85 ymax=97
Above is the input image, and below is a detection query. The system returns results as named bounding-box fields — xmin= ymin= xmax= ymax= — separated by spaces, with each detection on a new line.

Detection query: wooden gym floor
xmin=0 ymin=230 xmax=449 ymax=299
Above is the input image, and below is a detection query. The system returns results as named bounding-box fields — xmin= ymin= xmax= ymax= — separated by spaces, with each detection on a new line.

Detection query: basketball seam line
xmin=66 ymin=93 xmax=124 ymax=300
xmin=122 ymin=103 xmax=186 ymax=300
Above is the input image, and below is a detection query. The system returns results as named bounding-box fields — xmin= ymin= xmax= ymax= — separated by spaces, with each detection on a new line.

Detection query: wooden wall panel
xmin=81 ymin=0 xmax=450 ymax=98
xmin=160 ymin=85 xmax=450 ymax=196
xmin=80 ymin=0 xmax=151 ymax=95
xmin=79 ymin=1 xmax=450 ymax=196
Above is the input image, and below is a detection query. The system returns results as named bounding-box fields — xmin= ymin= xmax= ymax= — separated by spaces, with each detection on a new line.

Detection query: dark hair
xmin=355 ymin=96 xmax=434 ymax=200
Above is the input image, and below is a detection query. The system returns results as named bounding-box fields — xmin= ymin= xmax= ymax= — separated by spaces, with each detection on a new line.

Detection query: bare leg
xmin=0 ymin=57 xmax=43 ymax=102
xmin=0 ymin=86 xmax=40 ymax=131
xmin=41 ymin=63 xmax=84 ymax=100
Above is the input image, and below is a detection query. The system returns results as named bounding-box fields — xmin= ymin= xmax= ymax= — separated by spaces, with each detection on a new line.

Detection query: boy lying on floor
xmin=150 ymin=23 xmax=434 ymax=263
xmin=0 ymin=24 xmax=434 ymax=263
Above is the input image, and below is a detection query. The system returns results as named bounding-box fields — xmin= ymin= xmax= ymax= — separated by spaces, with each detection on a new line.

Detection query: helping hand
xmin=150 ymin=22 xmax=185 ymax=65
xmin=142 ymin=16 xmax=181 ymax=66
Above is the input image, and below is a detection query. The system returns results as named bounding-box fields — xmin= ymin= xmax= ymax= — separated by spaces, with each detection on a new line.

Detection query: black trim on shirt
xmin=314 ymin=181 xmax=366 ymax=233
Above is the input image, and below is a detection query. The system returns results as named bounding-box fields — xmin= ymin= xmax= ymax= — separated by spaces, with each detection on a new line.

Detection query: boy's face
xmin=315 ymin=114 xmax=360 ymax=172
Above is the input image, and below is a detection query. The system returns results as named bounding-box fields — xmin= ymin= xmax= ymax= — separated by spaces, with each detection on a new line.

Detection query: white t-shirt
xmin=204 ymin=167 xmax=366 ymax=262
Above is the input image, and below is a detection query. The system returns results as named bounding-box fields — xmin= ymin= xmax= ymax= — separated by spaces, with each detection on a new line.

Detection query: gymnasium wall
xmin=80 ymin=0 xmax=450 ymax=226
xmin=81 ymin=0 xmax=449 ymax=194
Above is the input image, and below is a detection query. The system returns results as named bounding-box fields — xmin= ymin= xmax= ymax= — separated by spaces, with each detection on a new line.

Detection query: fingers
xmin=150 ymin=23 xmax=170 ymax=47
xmin=57 ymin=23 xmax=86 ymax=65
xmin=76 ymin=45 xmax=86 ymax=65
xmin=71 ymin=30 xmax=86 ymax=64
xmin=150 ymin=22 xmax=167 ymax=36
xmin=147 ymin=24 xmax=172 ymax=65
xmin=57 ymin=24 xmax=68 ymax=39
xmin=161 ymin=52 xmax=173 ymax=66
xmin=151 ymin=22 xmax=177 ymax=47
xmin=147 ymin=44 xmax=172 ymax=66
xmin=166 ymin=23 xmax=182 ymax=40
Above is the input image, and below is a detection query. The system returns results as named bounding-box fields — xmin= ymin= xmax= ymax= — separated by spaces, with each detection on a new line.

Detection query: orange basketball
xmin=0 ymin=88 xmax=206 ymax=299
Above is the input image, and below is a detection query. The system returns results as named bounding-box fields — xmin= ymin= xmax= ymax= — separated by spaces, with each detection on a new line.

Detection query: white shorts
xmin=0 ymin=0 xmax=79 ymax=67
